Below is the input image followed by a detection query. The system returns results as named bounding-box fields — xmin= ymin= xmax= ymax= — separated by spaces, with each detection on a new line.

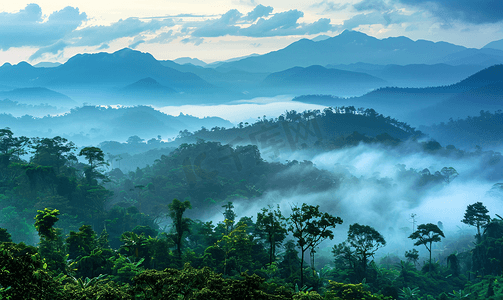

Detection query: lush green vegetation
xmin=1 ymin=119 xmax=503 ymax=299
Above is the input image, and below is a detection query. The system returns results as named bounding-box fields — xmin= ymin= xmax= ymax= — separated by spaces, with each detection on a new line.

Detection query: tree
xmin=79 ymin=147 xmax=108 ymax=184
xmin=34 ymin=208 xmax=60 ymax=241
xmin=288 ymin=203 xmax=343 ymax=287
xmin=461 ymin=202 xmax=490 ymax=239
xmin=168 ymin=199 xmax=192 ymax=260
xmin=66 ymin=225 xmax=98 ymax=260
xmin=440 ymin=167 xmax=458 ymax=184
xmin=347 ymin=223 xmax=386 ymax=280
xmin=405 ymin=249 xmax=419 ymax=267
xmin=256 ymin=205 xmax=287 ymax=264
xmin=31 ymin=136 xmax=77 ymax=174
xmin=222 ymin=202 xmax=236 ymax=234
xmin=408 ymin=223 xmax=445 ymax=273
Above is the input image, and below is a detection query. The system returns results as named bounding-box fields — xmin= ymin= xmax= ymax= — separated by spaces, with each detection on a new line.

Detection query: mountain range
xmin=213 ymin=30 xmax=503 ymax=73
xmin=0 ymin=30 xmax=502 ymax=129
xmin=293 ymin=64 xmax=503 ymax=126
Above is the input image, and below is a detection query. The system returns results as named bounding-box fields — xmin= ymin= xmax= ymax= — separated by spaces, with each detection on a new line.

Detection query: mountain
xmin=215 ymin=30 xmax=468 ymax=73
xmin=326 ymin=63 xmax=485 ymax=88
xmin=34 ymin=62 xmax=62 ymax=68
xmin=259 ymin=65 xmax=387 ymax=96
xmin=438 ymin=48 xmax=503 ymax=66
xmin=292 ymin=64 xmax=503 ymax=126
xmin=173 ymin=57 xmax=207 ymax=67
xmin=117 ymin=77 xmax=177 ymax=105
xmin=0 ymin=105 xmax=233 ymax=146
xmin=0 ymin=87 xmax=76 ymax=107
xmin=483 ymin=38 xmax=503 ymax=51
xmin=159 ymin=60 xmax=269 ymax=92
xmin=34 ymin=48 xmax=212 ymax=91
xmin=412 ymin=65 xmax=503 ymax=124
xmin=0 ymin=62 xmax=49 ymax=86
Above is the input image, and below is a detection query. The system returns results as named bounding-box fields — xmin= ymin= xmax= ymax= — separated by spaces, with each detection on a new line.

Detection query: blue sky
xmin=1 ymin=0 xmax=502 ymax=64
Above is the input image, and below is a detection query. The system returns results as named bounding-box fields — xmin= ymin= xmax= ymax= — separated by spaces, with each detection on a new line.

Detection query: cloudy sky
xmin=1 ymin=0 xmax=502 ymax=64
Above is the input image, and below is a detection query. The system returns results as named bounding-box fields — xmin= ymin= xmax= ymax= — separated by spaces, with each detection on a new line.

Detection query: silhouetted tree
xmin=288 ymin=203 xmax=343 ymax=287
xmin=461 ymin=202 xmax=490 ymax=240
xmin=409 ymin=223 xmax=445 ymax=273
xmin=256 ymin=205 xmax=287 ymax=264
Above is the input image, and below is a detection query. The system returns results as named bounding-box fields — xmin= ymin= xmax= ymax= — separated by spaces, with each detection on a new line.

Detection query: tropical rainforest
xmin=1 ymin=106 xmax=502 ymax=300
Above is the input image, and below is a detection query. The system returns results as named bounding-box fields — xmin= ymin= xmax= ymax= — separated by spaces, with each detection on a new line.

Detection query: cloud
xmin=181 ymin=37 xmax=204 ymax=46
xmin=97 ymin=43 xmax=110 ymax=50
xmin=336 ymin=10 xmax=419 ymax=30
xmin=243 ymin=4 xmax=273 ymax=21
xmin=191 ymin=9 xmax=242 ymax=37
xmin=353 ymin=0 xmax=391 ymax=12
xmin=185 ymin=6 xmax=334 ymax=38
xmin=235 ymin=0 xmax=258 ymax=6
xmin=397 ymin=0 xmax=503 ymax=24
xmin=0 ymin=4 xmax=86 ymax=50
xmin=72 ymin=17 xmax=175 ymax=47
xmin=240 ymin=10 xmax=333 ymax=37
xmin=29 ymin=40 xmax=67 ymax=60
xmin=146 ymin=30 xmax=175 ymax=44
xmin=129 ymin=38 xmax=145 ymax=49
xmin=311 ymin=1 xmax=350 ymax=12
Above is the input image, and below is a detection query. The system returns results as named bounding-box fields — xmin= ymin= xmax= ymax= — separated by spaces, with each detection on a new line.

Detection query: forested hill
xmin=0 ymin=105 xmax=232 ymax=146
xmin=419 ymin=110 xmax=503 ymax=150
xmin=173 ymin=106 xmax=419 ymax=152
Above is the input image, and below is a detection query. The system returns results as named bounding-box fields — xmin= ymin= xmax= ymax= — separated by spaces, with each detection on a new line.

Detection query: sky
xmin=1 ymin=0 xmax=503 ymax=64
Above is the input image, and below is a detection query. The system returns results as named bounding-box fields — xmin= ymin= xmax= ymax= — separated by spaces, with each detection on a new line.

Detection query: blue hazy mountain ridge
xmin=0 ymin=105 xmax=233 ymax=146
xmin=34 ymin=48 xmax=211 ymax=90
xmin=173 ymin=57 xmax=207 ymax=67
xmin=259 ymin=65 xmax=387 ymax=96
xmin=0 ymin=87 xmax=77 ymax=106
xmin=33 ymin=62 xmax=62 ymax=68
xmin=483 ymin=38 xmax=503 ymax=51
xmin=325 ymin=63 xmax=485 ymax=88
xmin=294 ymin=64 xmax=503 ymax=126
xmin=438 ymin=47 xmax=503 ymax=66
xmin=0 ymin=61 xmax=49 ymax=86
xmin=159 ymin=60 xmax=269 ymax=92
xmin=413 ymin=65 xmax=503 ymax=124
xmin=118 ymin=77 xmax=177 ymax=104
xmin=0 ymin=48 xmax=243 ymax=105
xmin=214 ymin=30 xmax=468 ymax=73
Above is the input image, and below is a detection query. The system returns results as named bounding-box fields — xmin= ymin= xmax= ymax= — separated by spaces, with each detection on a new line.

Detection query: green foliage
xmin=66 ymin=225 xmax=97 ymax=260
xmin=409 ymin=223 xmax=445 ymax=273
xmin=0 ymin=242 xmax=66 ymax=300
xmin=324 ymin=281 xmax=391 ymax=300
xmin=346 ymin=223 xmax=386 ymax=280
xmin=168 ymin=198 xmax=192 ymax=259
xmin=133 ymin=263 xmax=291 ymax=299
xmin=288 ymin=203 xmax=343 ymax=287
xmin=461 ymin=201 xmax=491 ymax=238
xmin=256 ymin=205 xmax=288 ymax=264
xmin=399 ymin=286 xmax=420 ymax=300
xmin=0 ymin=228 xmax=11 ymax=243
xmin=34 ymin=208 xmax=60 ymax=241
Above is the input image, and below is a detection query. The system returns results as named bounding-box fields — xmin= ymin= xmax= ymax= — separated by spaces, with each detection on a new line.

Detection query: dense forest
xmin=1 ymin=108 xmax=503 ymax=299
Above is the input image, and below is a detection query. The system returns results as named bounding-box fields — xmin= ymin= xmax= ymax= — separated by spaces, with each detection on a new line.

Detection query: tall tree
xmin=461 ymin=202 xmax=491 ymax=240
xmin=256 ymin=205 xmax=287 ymax=264
xmin=31 ymin=136 xmax=77 ymax=174
xmin=79 ymin=147 xmax=108 ymax=184
xmin=168 ymin=198 xmax=192 ymax=259
xmin=347 ymin=223 xmax=386 ymax=280
xmin=288 ymin=203 xmax=343 ymax=287
xmin=222 ymin=202 xmax=236 ymax=234
xmin=408 ymin=223 xmax=445 ymax=273
xmin=34 ymin=208 xmax=60 ymax=241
